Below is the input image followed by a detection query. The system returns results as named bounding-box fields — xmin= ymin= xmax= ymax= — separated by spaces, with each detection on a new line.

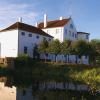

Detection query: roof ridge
xmin=39 ymin=18 xmax=70 ymax=24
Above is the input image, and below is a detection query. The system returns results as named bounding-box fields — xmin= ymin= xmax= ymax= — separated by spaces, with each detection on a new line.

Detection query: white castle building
xmin=0 ymin=21 xmax=53 ymax=58
xmin=37 ymin=14 xmax=90 ymax=42
xmin=0 ymin=14 xmax=90 ymax=64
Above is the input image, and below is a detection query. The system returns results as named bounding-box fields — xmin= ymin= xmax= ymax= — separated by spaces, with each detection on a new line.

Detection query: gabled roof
xmin=0 ymin=22 xmax=53 ymax=38
xmin=77 ymin=32 xmax=90 ymax=35
xmin=38 ymin=18 xmax=71 ymax=29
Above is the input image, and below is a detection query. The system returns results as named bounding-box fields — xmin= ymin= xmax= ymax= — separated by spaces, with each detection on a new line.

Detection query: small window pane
xmin=65 ymin=29 xmax=67 ymax=34
xmin=75 ymin=34 xmax=77 ymax=38
xmin=86 ymin=35 xmax=88 ymax=39
xmin=70 ymin=24 xmax=73 ymax=29
xmin=21 ymin=32 xmax=25 ymax=36
xmin=24 ymin=47 xmax=27 ymax=54
xmin=56 ymin=29 xmax=61 ymax=34
xmin=49 ymin=38 xmax=51 ymax=41
xmin=29 ymin=34 xmax=32 ymax=37
xmin=36 ymin=35 xmax=39 ymax=39
xmin=72 ymin=33 xmax=74 ymax=37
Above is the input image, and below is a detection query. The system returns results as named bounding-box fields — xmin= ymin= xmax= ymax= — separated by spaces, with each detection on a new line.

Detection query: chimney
xmin=18 ymin=17 xmax=22 ymax=22
xmin=44 ymin=14 xmax=47 ymax=28
xmin=60 ymin=16 xmax=63 ymax=20
xmin=35 ymin=22 xmax=38 ymax=27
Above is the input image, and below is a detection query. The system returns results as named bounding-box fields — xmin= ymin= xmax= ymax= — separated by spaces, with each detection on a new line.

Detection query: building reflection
xmin=0 ymin=77 xmax=34 ymax=100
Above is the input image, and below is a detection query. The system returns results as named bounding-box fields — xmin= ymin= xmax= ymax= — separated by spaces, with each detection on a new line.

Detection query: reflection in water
xmin=0 ymin=77 xmax=100 ymax=100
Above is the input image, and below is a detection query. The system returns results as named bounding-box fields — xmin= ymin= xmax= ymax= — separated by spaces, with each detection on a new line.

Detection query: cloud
xmin=0 ymin=3 xmax=38 ymax=28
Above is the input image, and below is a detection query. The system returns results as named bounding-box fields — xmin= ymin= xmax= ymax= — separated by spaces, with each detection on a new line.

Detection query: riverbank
xmin=0 ymin=58 xmax=100 ymax=92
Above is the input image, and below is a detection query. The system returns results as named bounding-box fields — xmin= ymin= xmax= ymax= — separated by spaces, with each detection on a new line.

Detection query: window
xmin=70 ymin=24 xmax=73 ymax=29
xmin=56 ymin=29 xmax=61 ymax=34
xmin=72 ymin=33 xmax=74 ymax=37
xmin=85 ymin=56 xmax=88 ymax=59
xmin=43 ymin=37 xmax=46 ymax=40
xmin=36 ymin=35 xmax=39 ymax=39
xmin=49 ymin=38 xmax=51 ymax=41
xmin=24 ymin=46 xmax=27 ymax=54
xmin=65 ymin=29 xmax=67 ymax=35
xmin=21 ymin=32 xmax=25 ymax=36
xmin=75 ymin=34 xmax=77 ymax=38
xmin=29 ymin=34 xmax=32 ymax=37
xmin=69 ymin=31 xmax=71 ymax=36
xmin=22 ymin=90 xmax=26 ymax=96
xmin=47 ymin=30 xmax=50 ymax=34
xmin=86 ymin=34 xmax=88 ymax=39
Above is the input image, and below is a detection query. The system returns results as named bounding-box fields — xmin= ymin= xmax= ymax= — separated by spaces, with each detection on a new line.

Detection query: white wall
xmin=0 ymin=82 xmax=16 ymax=100
xmin=0 ymin=30 xmax=18 ymax=58
xmin=63 ymin=19 xmax=77 ymax=41
xmin=42 ymin=19 xmax=77 ymax=42
xmin=43 ymin=27 xmax=63 ymax=42
xmin=18 ymin=30 xmax=53 ymax=58
xmin=77 ymin=33 xmax=89 ymax=42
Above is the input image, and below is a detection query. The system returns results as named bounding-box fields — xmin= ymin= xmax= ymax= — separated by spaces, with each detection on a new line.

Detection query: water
xmin=0 ymin=77 xmax=100 ymax=100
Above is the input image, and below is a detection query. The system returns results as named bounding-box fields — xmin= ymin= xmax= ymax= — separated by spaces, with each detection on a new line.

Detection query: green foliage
xmin=90 ymin=39 xmax=100 ymax=64
xmin=14 ymin=54 xmax=34 ymax=69
xmin=71 ymin=40 xmax=89 ymax=57
xmin=60 ymin=40 xmax=71 ymax=55
xmin=48 ymin=39 xmax=61 ymax=62
xmin=38 ymin=39 xmax=49 ymax=54
xmin=48 ymin=39 xmax=61 ymax=55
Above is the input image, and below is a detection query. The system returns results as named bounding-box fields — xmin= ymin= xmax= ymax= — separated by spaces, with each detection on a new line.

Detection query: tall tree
xmin=38 ymin=39 xmax=49 ymax=62
xmin=61 ymin=40 xmax=71 ymax=62
xmin=89 ymin=39 xmax=100 ymax=65
xmin=71 ymin=40 xmax=89 ymax=64
xmin=33 ymin=44 xmax=40 ymax=59
xmin=48 ymin=39 xmax=61 ymax=62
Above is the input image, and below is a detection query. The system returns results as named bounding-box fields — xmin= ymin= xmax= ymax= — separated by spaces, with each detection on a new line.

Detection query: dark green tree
xmin=38 ymin=39 xmax=49 ymax=62
xmin=48 ymin=39 xmax=61 ymax=62
xmin=71 ymin=40 xmax=89 ymax=64
xmin=89 ymin=40 xmax=100 ymax=65
xmin=33 ymin=44 xmax=40 ymax=59
xmin=61 ymin=40 xmax=71 ymax=62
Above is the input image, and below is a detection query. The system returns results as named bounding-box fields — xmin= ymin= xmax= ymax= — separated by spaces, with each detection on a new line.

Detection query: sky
xmin=0 ymin=0 xmax=100 ymax=40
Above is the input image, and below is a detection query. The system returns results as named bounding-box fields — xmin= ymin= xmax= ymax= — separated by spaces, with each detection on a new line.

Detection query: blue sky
xmin=0 ymin=0 xmax=100 ymax=39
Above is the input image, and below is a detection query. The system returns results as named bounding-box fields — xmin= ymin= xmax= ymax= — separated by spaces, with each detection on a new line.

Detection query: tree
xmin=60 ymin=40 xmax=71 ymax=62
xmin=89 ymin=40 xmax=100 ymax=65
xmin=38 ymin=39 xmax=49 ymax=62
xmin=71 ymin=40 xmax=89 ymax=64
xmin=48 ymin=39 xmax=61 ymax=62
xmin=91 ymin=39 xmax=100 ymax=55
xmin=33 ymin=44 xmax=40 ymax=59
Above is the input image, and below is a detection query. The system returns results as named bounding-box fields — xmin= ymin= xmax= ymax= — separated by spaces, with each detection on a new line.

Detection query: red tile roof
xmin=38 ymin=18 xmax=71 ymax=29
xmin=0 ymin=22 xmax=53 ymax=38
